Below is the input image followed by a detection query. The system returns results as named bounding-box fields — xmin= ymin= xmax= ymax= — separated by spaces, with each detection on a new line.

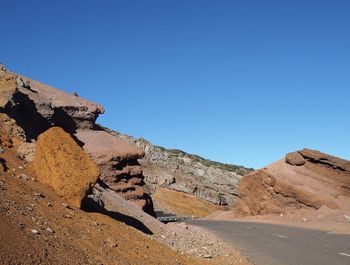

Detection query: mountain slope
xmin=0 ymin=64 xmax=252 ymax=264
xmin=104 ymin=127 xmax=253 ymax=215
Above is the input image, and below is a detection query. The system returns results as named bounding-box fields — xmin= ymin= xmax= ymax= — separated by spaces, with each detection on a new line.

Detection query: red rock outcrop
xmin=75 ymin=130 xmax=154 ymax=214
xmin=0 ymin=64 xmax=154 ymax=214
xmin=0 ymin=64 xmax=104 ymax=139
xmin=235 ymin=149 xmax=350 ymax=220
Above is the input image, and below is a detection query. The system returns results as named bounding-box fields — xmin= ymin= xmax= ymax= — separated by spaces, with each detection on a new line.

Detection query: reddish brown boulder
xmin=31 ymin=127 xmax=100 ymax=208
xmin=285 ymin=152 xmax=305 ymax=166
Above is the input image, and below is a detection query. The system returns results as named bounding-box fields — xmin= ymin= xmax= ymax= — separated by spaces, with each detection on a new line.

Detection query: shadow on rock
xmin=81 ymin=196 xmax=154 ymax=235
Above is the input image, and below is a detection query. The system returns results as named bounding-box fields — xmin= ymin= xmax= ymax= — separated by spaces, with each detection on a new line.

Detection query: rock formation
xmin=0 ymin=64 xmax=104 ymax=140
xmin=0 ymin=64 xmax=154 ymax=214
xmin=235 ymin=149 xmax=350 ymax=221
xmin=0 ymin=115 xmax=249 ymax=264
xmin=76 ymin=130 xmax=154 ymax=214
xmin=31 ymin=127 xmax=100 ymax=208
xmin=105 ymin=129 xmax=253 ymax=214
xmin=285 ymin=151 xmax=305 ymax=166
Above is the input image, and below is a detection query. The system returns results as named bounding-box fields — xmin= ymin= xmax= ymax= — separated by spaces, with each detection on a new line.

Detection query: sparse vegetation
xmin=98 ymin=126 xmax=253 ymax=177
xmin=157 ymin=147 xmax=253 ymax=176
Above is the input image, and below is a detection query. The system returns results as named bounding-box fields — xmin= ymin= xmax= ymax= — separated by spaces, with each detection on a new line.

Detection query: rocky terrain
xmin=0 ymin=64 xmax=153 ymax=214
xmin=75 ymin=130 xmax=155 ymax=215
xmin=210 ymin=149 xmax=350 ymax=225
xmin=0 ymin=64 xmax=252 ymax=264
xmin=107 ymin=129 xmax=253 ymax=216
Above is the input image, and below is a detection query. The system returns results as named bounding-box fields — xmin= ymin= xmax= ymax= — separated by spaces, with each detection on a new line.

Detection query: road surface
xmin=188 ymin=220 xmax=350 ymax=265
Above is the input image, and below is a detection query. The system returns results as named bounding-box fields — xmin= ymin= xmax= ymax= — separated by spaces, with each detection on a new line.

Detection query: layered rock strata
xmin=104 ymin=129 xmax=253 ymax=209
xmin=235 ymin=148 xmax=350 ymax=218
xmin=76 ymin=130 xmax=154 ymax=214
xmin=0 ymin=64 xmax=104 ymax=139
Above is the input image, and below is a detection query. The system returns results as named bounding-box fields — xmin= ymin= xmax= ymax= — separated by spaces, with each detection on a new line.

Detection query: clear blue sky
xmin=1 ymin=1 xmax=349 ymax=168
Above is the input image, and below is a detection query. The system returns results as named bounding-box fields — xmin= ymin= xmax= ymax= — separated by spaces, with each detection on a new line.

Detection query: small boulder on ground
xmin=31 ymin=127 xmax=100 ymax=208
xmin=285 ymin=152 xmax=305 ymax=166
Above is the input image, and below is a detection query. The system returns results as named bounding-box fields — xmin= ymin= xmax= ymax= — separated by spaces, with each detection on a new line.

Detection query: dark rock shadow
xmin=81 ymin=196 xmax=154 ymax=235
xmin=3 ymin=92 xmax=50 ymax=141
xmin=143 ymin=193 xmax=156 ymax=218
xmin=70 ymin=133 xmax=86 ymax=148
xmin=51 ymin=107 xmax=78 ymax=134
xmin=2 ymin=92 xmax=79 ymax=141
xmin=0 ymin=158 xmax=8 ymax=172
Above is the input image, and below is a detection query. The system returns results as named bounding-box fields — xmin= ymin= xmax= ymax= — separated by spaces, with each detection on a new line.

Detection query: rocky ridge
xmin=104 ymin=128 xmax=253 ymax=211
xmin=0 ymin=64 xmax=153 ymax=213
xmin=0 ymin=64 xmax=104 ymax=139
xmin=0 ymin=122 xmax=249 ymax=264
xmin=0 ymin=63 xmax=253 ymax=215
xmin=0 ymin=64 xmax=251 ymax=264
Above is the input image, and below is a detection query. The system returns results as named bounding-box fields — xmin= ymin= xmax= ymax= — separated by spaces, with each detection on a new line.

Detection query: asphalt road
xmin=188 ymin=220 xmax=350 ymax=265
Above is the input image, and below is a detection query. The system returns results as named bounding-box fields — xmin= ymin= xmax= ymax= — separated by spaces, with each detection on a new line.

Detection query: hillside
xmin=102 ymin=127 xmax=253 ymax=216
xmin=0 ymin=64 xmax=251 ymax=264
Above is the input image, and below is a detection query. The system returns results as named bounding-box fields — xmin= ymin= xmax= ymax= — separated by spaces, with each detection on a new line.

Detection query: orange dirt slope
xmin=153 ymin=188 xmax=225 ymax=217
xmin=0 ymin=114 xmax=251 ymax=265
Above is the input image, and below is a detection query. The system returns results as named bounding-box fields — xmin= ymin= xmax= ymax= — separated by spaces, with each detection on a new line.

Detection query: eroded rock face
xmin=104 ymin=129 xmax=253 ymax=211
xmin=31 ymin=127 xmax=100 ymax=208
xmin=235 ymin=149 xmax=350 ymax=217
xmin=0 ymin=66 xmax=104 ymax=139
xmin=0 ymin=64 xmax=154 ymax=214
xmin=75 ymin=130 xmax=154 ymax=215
xmin=235 ymin=170 xmax=323 ymax=216
xmin=299 ymin=148 xmax=350 ymax=172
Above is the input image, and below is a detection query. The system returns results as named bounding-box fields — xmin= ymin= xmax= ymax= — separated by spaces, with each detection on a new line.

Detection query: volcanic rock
xmin=299 ymin=148 xmax=350 ymax=172
xmin=0 ymin=66 xmax=104 ymax=139
xmin=0 ymin=65 xmax=155 ymax=213
xmin=235 ymin=170 xmax=323 ymax=216
xmin=285 ymin=151 xmax=305 ymax=166
xmin=87 ymin=182 xmax=161 ymax=234
xmin=104 ymin=129 xmax=253 ymax=215
xmin=31 ymin=127 xmax=100 ymax=208
xmin=235 ymin=149 xmax=350 ymax=219
xmin=75 ymin=130 xmax=154 ymax=215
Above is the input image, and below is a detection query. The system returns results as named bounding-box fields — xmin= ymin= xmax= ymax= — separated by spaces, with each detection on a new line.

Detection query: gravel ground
xmin=89 ymin=183 xmax=239 ymax=259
